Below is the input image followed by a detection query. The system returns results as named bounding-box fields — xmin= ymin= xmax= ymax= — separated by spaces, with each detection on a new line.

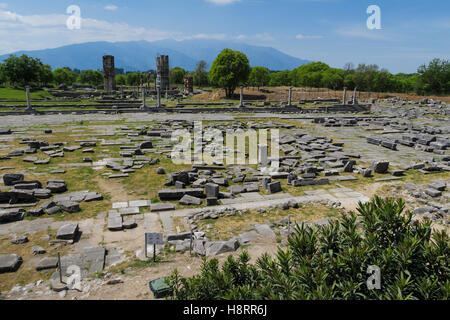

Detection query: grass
xmin=199 ymin=203 xmax=341 ymax=241
xmin=0 ymin=88 xmax=53 ymax=101
xmin=0 ymin=230 xmax=72 ymax=292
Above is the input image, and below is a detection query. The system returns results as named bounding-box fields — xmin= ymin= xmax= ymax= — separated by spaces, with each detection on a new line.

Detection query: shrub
xmin=168 ymin=196 xmax=449 ymax=300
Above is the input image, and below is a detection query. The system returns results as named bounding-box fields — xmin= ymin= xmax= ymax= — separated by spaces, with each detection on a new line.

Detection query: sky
xmin=0 ymin=0 xmax=448 ymax=73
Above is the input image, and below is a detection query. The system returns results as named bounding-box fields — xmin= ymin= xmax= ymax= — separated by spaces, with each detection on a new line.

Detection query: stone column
xmin=239 ymin=86 xmax=244 ymax=107
xmin=342 ymin=87 xmax=347 ymax=105
xmin=25 ymin=86 xmax=34 ymax=113
xmin=102 ymin=55 xmax=116 ymax=94
xmin=352 ymin=87 xmax=357 ymax=105
xmin=288 ymin=87 xmax=293 ymax=106
xmin=157 ymin=88 xmax=161 ymax=108
xmin=140 ymin=86 xmax=148 ymax=110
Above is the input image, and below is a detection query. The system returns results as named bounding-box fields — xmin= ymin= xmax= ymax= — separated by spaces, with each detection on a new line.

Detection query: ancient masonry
xmin=184 ymin=75 xmax=194 ymax=94
xmin=156 ymin=55 xmax=170 ymax=91
xmin=103 ymin=55 xmax=116 ymax=94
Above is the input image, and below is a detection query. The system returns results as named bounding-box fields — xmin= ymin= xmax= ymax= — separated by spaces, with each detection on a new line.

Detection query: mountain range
xmin=0 ymin=39 xmax=310 ymax=72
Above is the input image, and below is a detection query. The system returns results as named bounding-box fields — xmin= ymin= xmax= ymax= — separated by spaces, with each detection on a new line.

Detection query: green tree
xmin=322 ymin=68 xmax=344 ymax=90
xmin=116 ymin=74 xmax=127 ymax=86
xmin=194 ymin=60 xmax=209 ymax=87
xmin=169 ymin=196 xmax=449 ymax=300
xmin=0 ymin=63 xmax=6 ymax=86
xmin=170 ymin=67 xmax=186 ymax=85
xmin=248 ymin=66 xmax=270 ymax=90
xmin=269 ymin=70 xmax=291 ymax=86
xmin=1 ymin=54 xmax=43 ymax=87
xmin=53 ymin=68 xmax=76 ymax=86
xmin=290 ymin=62 xmax=330 ymax=87
xmin=416 ymin=58 xmax=450 ymax=94
xmin=125 ymin=72 xmax=141 ymax=86
xmin=38 ymin=64 xmax=54 ymax=87
xmin=78 ymin=70 xmax=103 ymax=86
xmin=208 ymin=49 xmax=251 ymax=98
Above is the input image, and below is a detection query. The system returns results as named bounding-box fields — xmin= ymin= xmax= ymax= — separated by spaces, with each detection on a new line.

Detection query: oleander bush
xmin=169 ymin=196 xmax=449 ymax=300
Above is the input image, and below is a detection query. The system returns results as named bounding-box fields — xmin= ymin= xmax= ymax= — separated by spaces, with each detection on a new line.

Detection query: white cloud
xmin=0 ymin=10 xmax=178 ymax=54
xmin=104 ymin=5 xmax=118 ymax=11
xmin=0 ymin=9 xmax=275 ymax=55
xmin=205 ymin=0 xmax=241 ymax=5
xmin=295 ymin=34 xmax=323 ymax=39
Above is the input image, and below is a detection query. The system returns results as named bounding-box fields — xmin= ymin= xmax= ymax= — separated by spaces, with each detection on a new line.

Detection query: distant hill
xmin=0 ymin=40 xmax=310 ymax=72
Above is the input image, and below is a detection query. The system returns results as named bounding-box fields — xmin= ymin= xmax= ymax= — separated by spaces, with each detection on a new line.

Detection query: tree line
xmin=0 ymin=52 xmax=448 ymax=96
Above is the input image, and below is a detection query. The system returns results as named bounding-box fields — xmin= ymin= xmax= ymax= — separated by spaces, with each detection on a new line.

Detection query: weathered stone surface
xmin=107 ymin=213 xmax=123 ymax=231
xmin=150 ymin=203 xmax=176 ymax=212
xmin=58 ymin=201 xmax=81 ymax=213
xmin=3 ymin=173 xmax=24 ymax=186
xmin=206 ymin=197 xmax=218 ymax=206
xmin=156 ymin=167 xmax=165 ymax=174
xmin=205 ymin=240 xmax=239 ymax=256
xmin=205 ymin=183 xmax=219 ymax=198
xmin=166 ymin=232 xmax=191 ymax=241
xmin=46 ymin=206 xmax=61 ymax=215
xmin=35 ymin=257 xmax=58 ymax=271
xmin=56 ymin=223 xmax=79 ymax=240
xmin=158 ymin=188 xmax=204 ymax=201
xmin=0 ymin=208 xmax=25 ymax=224
xmin=0 ymin=254 xmax=23 ymax=273
xmin=179 ymin=195 xmax=202 ymax=205
xmin=268 ymin=181 xmax=282 ymax=193
xmin=11 ymin=234 xmax=29 ymax=244
xmin=193 ymin=240 xmax=205 ymax=256
xmin=0 ymin=190 xmax=37 ymax=204
xmin=32 ymin=246 xmax=46 ymax=255
xmin=425 ymin=188 xmax=442 ymax=198
xmin=230 ymin=185 xmax=245 ymax=195
xmin=371 ymin=161 xmax=389 ymax=174
xmin=254 ymin=224 xmax=276 ymax=239
xmin=362 ymin=169 xmax=372 ymax=178
xmin=123 ymin=219 xmax=137 ymax=229
xmin=237 ymin=231 xmax=258 ymax=244
xmin=83 ymin=246 xmax=106 ymax=275
xmin=46 ymin=181 xmax=67 ymax=193
xmin=139 ymin=141 xmax=153 ymax=149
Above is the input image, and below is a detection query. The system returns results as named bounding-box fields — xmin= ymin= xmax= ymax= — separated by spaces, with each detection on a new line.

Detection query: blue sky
xmin=0 ymin=0 xmax=448 ymax=73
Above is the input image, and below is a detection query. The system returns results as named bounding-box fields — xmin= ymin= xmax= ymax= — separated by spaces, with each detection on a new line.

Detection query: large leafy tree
xmin=208 ymin=49 xmax=250 ymax=98
xmin=53 ymin=68 xmax=77 ymax=86
xmin=169 ymin=196 xmax=449 ymax=300
xmin=248 ymin=66 xmax=271 ymax=90
xmin=269 ymin=70 xmax=291 ymax=87
xmin=416 ymin=58 xmax=450 ymax=94
xmin=78 ymin=70 xmax=103 ymax=86
xmin=38 ymin=64 xmax=54 ymax=87
xmin=1 ymin=54 xmax=44 ymax=87
xmin=170 ymin=67 xmax=186 ymax=85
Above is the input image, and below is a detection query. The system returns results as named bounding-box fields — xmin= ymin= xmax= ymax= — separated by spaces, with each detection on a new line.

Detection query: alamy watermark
xmin=171 ymin=121 xmax=280 ymax=174
xmin=366 ymin=5 xmax=381 ymax=30
xmin=367 ymin=265 xmax=381 ymax=290
xmin=66 ymin=5 xmax=82 ymax=30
